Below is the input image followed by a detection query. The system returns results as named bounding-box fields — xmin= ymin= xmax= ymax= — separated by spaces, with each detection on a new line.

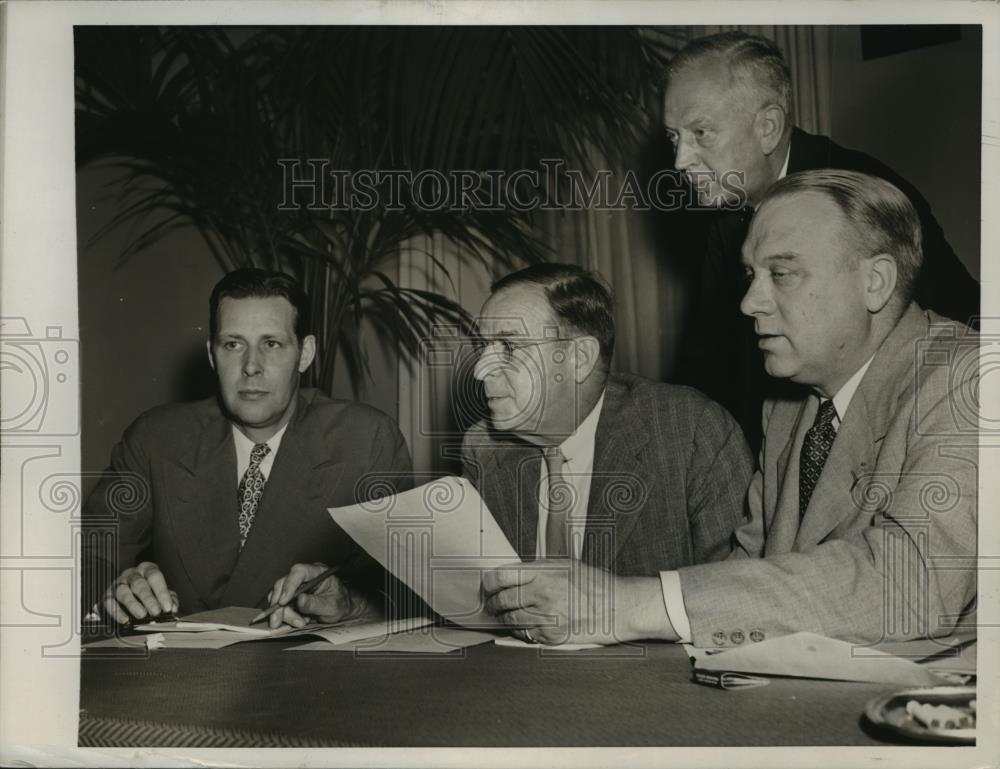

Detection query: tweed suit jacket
xmin=82 ymin=388 xmax=412 ymax=613
xmin=460 ymin=373 xmax=753 ymax=575
xmin=677 ymin=306 xmax=978 ymax=647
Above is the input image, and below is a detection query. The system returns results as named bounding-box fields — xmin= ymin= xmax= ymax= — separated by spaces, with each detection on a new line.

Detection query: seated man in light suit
xmin=268 ymin=263 xmax=754 ymax=634
xmin=484 ymin=170 xmax=977 ymax=646
xmin=83 ymin=268 xmax=411 ymax=623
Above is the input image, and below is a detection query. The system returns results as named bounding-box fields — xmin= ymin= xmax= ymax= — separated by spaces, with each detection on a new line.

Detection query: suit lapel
xmin=484 ymin=443 xmax=540 ymax=560
xmin=584 ymin=379 xmax=651 ymax=570
xmin=794 ymin=395 xmax=877 ymax=548
xmin=793 ymin=305 xmax=926 ymax=548
xmin=165 ymin=404 xmax=240 ymax=608
xmin=767 ymin=396 xmax=814 ymax=554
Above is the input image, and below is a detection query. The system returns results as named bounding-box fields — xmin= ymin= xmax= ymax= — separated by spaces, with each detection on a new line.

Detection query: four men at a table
xmin=84 ymin=31 xmax=978 ymax=648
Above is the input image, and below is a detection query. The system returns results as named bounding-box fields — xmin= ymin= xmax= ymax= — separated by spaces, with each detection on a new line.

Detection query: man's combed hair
xmin=763 ymin=169 xmax=924 ymax=305
xmin=492 ymin=263 xmax=616 ymax=365
xmin=209 ymin=267 xmax=311 ymax=342
xmin=667 ymin=30 xmax=792 ymax=115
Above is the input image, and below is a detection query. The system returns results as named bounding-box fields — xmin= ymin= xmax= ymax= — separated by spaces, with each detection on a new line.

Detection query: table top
xmin=78 ymin=635 xmax=901 ymax=747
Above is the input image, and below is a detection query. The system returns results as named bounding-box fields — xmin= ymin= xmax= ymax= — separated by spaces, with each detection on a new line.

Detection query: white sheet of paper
xmin=330 ymin=476 xmax=520 ymax=628
xmin=494 ymin=637 xmax=603 ymax=651
xmin=307 ymin=616 xmax=433 ymax=645
xmin=290 ymin=626 xmax=497 ymax=654
xmin=685 ymin=632 xmax=944 ymax=686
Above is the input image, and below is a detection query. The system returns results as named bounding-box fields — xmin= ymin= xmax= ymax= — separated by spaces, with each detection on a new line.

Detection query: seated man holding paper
xmin=267 ymin=263 xmax=754 ymax=632
xmin=465 ymin=262 xmax=754 ymax=640
xmin=82 ymin=268 xmax=411 ymax=624
xmin=485 ymin=170 xmax=977 ymax=646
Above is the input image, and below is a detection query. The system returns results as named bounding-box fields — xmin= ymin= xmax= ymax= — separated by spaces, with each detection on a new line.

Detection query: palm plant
xmin=76 ymin=26 xmax=672 ymax=393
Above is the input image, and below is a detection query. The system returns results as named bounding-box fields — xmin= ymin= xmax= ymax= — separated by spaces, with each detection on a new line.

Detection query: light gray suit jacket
xmin=678 ymin=305 xmax=978 ymax=647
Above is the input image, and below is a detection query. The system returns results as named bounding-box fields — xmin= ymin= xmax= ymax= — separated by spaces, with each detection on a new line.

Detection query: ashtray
xmin=864 ymin=685 xmax=976 ymax=744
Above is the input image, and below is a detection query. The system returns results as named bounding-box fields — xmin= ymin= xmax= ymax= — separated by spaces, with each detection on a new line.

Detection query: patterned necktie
xmin=799 ymin=400 xmax=838 ymax=518
xmin=543 ymin=447 xmax=571 ymax=558
xmin=238 ymin=442 xmax=271 ymax=548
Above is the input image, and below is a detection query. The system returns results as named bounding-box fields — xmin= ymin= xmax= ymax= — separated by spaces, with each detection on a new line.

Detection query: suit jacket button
xmin=750 ymin=629 xmax=765 ymax=643
xmin=730 ymin=630 xmax=745 ymax=645
xmin=712 ymin=631 xmax=727 ymax=645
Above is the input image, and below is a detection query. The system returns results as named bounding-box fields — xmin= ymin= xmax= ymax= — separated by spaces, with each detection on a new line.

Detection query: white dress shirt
xmin=232 ymin=423 xmax=288 ymax=484
xmin=536 ymin=393 xmax=606 ymax=559
xmin=659 ymin=355 xmax=875 ymax=643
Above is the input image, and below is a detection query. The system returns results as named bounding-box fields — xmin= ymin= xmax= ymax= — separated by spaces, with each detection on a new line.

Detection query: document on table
xmin=329 ymin=476 xmax=520 ymax=628
xmin=684 ymin=631 xmax=952 ymax=686
xmin=290 ymin=625 xmax=497 ymax=654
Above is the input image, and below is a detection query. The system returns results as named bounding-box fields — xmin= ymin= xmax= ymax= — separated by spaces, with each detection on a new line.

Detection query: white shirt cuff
xmin=659 ymin=570 xmax=692 ymax=644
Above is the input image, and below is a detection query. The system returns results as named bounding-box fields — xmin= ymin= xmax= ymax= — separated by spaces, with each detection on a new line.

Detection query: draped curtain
xmin=398 ymin=26 xmax=833 ymax=474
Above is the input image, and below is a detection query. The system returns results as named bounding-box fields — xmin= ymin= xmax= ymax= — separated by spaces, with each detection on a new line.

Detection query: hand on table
xmin=482 ymin=559 xmax=674 ymax=646
xmin=265 ymin=562 xmax=375 ymax=629
xmin=103 ymin=561 xmax=178 ymax=624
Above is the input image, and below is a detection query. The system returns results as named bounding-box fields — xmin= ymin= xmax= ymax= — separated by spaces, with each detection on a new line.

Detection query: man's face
xmin=208 ymin=296 xmax=316 ymax=442
xmin=663 ymin=59 xmax=772 ymax=207
xmin=740 ymin=192 xmax=873 ymax=397
xmin=472 ymin=284 xmax=579 ymax=440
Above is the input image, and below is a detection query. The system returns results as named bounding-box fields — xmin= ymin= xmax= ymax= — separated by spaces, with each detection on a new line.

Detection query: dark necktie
xmin=543 ymin=447 xmax=571 ymax=558
xmin=238 ymin=442 xmax=270 ymax=548
xmin=799 ymin=400 xmax=838 ymax=518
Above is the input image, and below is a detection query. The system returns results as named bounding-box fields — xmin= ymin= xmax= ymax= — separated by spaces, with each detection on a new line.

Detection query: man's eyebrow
xmin=741 ymin=252 xmax=800 ymax=268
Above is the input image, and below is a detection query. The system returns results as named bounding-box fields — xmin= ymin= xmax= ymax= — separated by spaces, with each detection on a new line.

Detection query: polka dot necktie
xmin=543 ymin=447 xmax=571 ymax=558
xmin=238 ymin=442 xmax=271 ymax=548
xmin=798 ymin=400 xmax=838 ymax=518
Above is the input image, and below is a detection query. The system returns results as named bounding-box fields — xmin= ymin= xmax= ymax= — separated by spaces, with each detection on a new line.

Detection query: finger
xmin=485 ymin=586 xmax=534 ymax=616
xmin=103 ymin=595 xmax=130 ymax=625
xmin=268 ymin=576 xmax=286 ymax=607
xmin=126 ymin=573 xmax=163 ymax=617
xmin=169 ymin=590 xmax=179 ymax=614
xmin=297 ymin=592 xmax=345 ymax=622
xmin=278 ymin=563 xmax=321 ymax=604
xmin=114 ymin=582 xmax=147 ymax=619
xmin=272 ymin=603 xmax=308 ymax=629
xmin=482 ymin=564 xmax=535 ymax=595
xmin=143 ymin=568 xmax=174 ymax=614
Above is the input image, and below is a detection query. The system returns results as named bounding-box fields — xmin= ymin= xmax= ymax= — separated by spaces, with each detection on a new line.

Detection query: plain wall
xmin=830 ymin=25 xmax=982 ymax=279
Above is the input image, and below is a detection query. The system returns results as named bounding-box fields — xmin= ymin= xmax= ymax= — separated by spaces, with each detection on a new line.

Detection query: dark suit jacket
xmin=460 ymin=373 xmax=753 ymax=575
xmin=676 ymin=127 xmax=980 ymax=452
xmin=82 ymin=388 xmax=412 ymax=613
xmin=678 ymin=305 xmax=977 ymax=647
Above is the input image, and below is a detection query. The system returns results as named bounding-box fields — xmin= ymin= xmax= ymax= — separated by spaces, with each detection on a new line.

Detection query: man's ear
xmin=206 ymin=339 xmax=216 ymax=371
xmin=572 ymin=336 xmax=602 ymax=383
xmin=298 ymin=335 xmax=317 ymax=373
xmin=865 ymin=254 xmax=898 ymax=313
xmin=754 ymin=103 xmax=786 ymax=156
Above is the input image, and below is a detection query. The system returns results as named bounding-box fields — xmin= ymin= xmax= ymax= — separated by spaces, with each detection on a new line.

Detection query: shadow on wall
xmin=171 ymin=346 xmax=217 ymax=404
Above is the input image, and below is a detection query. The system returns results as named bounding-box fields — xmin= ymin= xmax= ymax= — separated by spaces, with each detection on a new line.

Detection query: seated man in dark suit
xmin=271 ymin=263 xmax=754 ymax=636
xmin=83 ymin=268 xmax=411 ymax=624
xmin=485 ymin=170 xmax=976 ymax=646
xmin=665 ymin=31 xmax=979 ymax=451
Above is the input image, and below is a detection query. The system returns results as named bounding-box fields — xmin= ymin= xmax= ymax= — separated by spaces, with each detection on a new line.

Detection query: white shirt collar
xmin=777 ymin=142 xmax=791 ymax=181
xmin=232 ymin=422 xmax=288 ymax=482
xmin=557 ymin=391 xmax=605 ymax=466
xmin=828 ymin=355 xmax=876 ymax=426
